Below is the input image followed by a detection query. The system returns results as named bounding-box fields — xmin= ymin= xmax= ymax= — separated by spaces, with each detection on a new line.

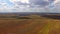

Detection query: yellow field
xmin=0 ymin=15 xmax=60 ymax=34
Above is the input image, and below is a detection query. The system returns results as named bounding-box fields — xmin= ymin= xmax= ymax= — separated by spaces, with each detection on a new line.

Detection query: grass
xmin=0 ymin=15 xmax=60 ymax=34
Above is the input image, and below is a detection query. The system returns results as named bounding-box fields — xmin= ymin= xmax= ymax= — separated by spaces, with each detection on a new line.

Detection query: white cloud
xmin=0 ymin=0 xmax=60 ymax=13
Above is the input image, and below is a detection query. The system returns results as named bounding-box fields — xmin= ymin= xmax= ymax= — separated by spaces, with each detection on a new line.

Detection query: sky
xmin=0 ymin=0 xmax=60 ymax=13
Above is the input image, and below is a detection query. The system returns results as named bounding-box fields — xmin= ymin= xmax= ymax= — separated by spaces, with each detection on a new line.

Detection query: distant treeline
xmin=0 ymin=16 xmax=31 ymax=19
xmin=0 ymin=16 xmax=17 ymax=18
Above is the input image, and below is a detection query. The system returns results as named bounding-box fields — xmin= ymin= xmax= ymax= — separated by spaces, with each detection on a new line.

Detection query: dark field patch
xmin=41 ymin=15 xmax=60 ymax=20
xmin=16 ymin=17 xmax=31 ymax=19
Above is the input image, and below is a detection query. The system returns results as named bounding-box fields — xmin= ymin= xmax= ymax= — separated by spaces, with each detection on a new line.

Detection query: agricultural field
xmin=0 ymin=15 xmax=60 ymax=34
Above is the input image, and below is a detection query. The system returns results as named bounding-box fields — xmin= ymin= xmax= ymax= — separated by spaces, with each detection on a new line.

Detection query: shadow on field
xmin=41 ymin=15 xmax=60 ymax=20
xmin=16 ymin=17 xmax=31 ymax=19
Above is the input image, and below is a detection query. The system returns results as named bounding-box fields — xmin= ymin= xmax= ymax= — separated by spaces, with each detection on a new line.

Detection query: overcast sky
xmin=0 ymin=0 xmax=60 ymax=13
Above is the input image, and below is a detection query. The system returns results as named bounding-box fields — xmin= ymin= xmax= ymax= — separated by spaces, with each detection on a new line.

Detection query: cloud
xmin=0 ymin=0 xmax=56 ymax=9
xmin=0 ymin=0 xmax=60 ymax=13
xmin=29 ymin=0 xmax=54 ymax=8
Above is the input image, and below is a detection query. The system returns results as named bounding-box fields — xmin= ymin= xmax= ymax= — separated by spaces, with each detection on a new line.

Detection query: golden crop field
xmin=0 ymin=15 xmax=60 ymax=34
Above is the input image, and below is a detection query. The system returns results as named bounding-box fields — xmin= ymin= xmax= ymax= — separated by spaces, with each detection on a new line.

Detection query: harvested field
xmin=0 ymin=15 xmax=60 ymax=34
